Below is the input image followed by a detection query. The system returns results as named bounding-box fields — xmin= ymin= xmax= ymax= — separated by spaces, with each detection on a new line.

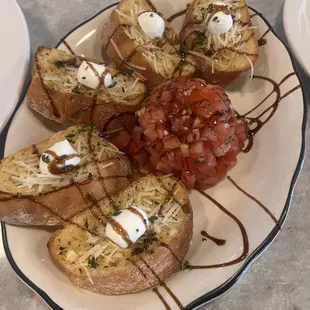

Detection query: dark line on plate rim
xmin=0 ymin=4 xmax=307 ymax=310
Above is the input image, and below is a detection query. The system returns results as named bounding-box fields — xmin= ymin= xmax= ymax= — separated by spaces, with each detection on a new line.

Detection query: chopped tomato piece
xmin=189 ymin=141 xmax=204 ymax=157
xmin=163 ymin=135 xmax=181 ymax=150
xmin=160 ymin=90 xmax=173 ymax=102
xmin=181 ymin=170 xmax=196 ymax=188
xmin=151 ymin=107 xmax=166 ymax=122
xmin=144 ymin=124 xmax=158 ymax=141
xmin=156 ymin=160 xmax=173 ymax=174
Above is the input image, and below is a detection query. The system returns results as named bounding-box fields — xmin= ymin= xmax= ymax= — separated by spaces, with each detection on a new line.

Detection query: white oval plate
xmin=1 ymin=1 xmax=307 ymax=309
xmin=0 ymin=0 xmax=30 ymax=132
xmin=284 ymin=0 xmax=310 ymax=76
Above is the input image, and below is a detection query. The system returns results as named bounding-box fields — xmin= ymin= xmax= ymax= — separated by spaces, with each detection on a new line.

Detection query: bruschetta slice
xmin=48 ymin=174 xmax=193 ymax=294
xmin=0 ymin=125 xmax=131 ymax=225
xmin=180 ymin=0 xmax=258 ymax=86
xmin=27 ymin=46 xmax=147 ymax=131
xmin=101 ymin=0 xmax=196 ymax=88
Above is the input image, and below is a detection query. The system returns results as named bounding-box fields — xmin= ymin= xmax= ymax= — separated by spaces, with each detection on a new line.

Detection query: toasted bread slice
xmin=0 ymin=125 xmax=131 ymax=225
xmin=48 ymin=174 xmax=192 ymax=295
xmin=101 ymin=0 xmax=196 ymax=89
xmin=27 ymin=46 xmax=147 ymax=131
xmin=181 ymin=0 xmax=258 ymax=86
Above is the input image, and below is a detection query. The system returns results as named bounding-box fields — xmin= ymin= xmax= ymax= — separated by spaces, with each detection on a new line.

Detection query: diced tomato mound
xmin=107 ymin=77 xmax=248 ymax=190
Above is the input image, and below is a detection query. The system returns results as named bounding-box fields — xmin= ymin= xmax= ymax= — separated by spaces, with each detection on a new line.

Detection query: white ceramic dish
xmin=0 ymin=0 xmax=30 ymax=132
xmin=1 ymin=1 xmax=306 ymax=309
xmin=284 ymin=0 xmax=310 ymax=76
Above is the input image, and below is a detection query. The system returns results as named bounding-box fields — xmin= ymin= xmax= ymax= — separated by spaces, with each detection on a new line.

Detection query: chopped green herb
xmin=150 ymin=13 xmax=154 ymax=17
xmin=181 ymin=260 xmax=193 ymax=270
xmin=41 ymin=154 xmax=50 ymax=163
xmin=64 ymin=165 xmax=74 ymax=172
xmin=66 ymin=133 xmax=75 ymax=139
xmin=149 ymin=215 xmax=158 ymax=223
xmin=202 ymin=238 xmax=208 ymax=242
xmin=113 ymin=210 xmax=122 ymax=216
xmin=143 ymin=98 xmax=150 ymax=105
xmin=136 ymin=229 xmax=139 ymax=233
xmin=78 ymin=124 xmax=95 ymax=132
xmin=194 ymin=31 xmax=205 ymax=46
xmin=60 ymin=155 xmax=68 ymax=159
xmin=88 ymin=172 xmax=93 ymax=179
xmin=225 ymin=136 xmax=233 ymax=145
xmin=72 ymin=87 xmax=81 ymax=94
xmin=84 ymin=218 xmax=89 ymax=229
xmin=88 ymin=256 xmax=98 ymax=268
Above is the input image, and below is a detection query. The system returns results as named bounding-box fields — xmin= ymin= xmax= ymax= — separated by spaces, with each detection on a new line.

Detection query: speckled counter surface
xmin=0 ymin=0 xmax=310 ymax=309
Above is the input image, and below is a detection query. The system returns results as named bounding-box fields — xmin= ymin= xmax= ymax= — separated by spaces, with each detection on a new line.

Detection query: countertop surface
xmin=1 ymin=0 xmax=310 ymax=309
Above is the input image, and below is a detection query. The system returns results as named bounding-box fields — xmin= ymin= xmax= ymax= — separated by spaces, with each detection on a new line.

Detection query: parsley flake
xmin=181 ymin=260 xmax=193 ymax=270
xmin=72 ymin=87 xmax=81 ymax=94
xmin=149 ymin=215 xmax=158 ymax=223
xmin=225 ymin=136 xmax=233 ymax=145
xmin=88 ymin=256 xmax=98 ymax=268
xmin=84 ymin=218 xmax=89 ymax=229
xmin=41 ymin=154 xmax=50 ymax=163
xmin=78 ymin=124 xmax=95 ymax=132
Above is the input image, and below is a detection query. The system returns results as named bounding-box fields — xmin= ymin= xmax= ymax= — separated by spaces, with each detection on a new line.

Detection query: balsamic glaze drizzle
xmin=258 ymin=28 xmax=271 ymax=47
xmin=227 ymin=176 xmax=279 ymax=226
xmin=62 ymin=40 xmax=76 ymax=55
xmin=237 ymin=73 xmax=302 ymax=153
xmin=140 ymin=258 xmax=184 ymax=309
xmin=153 ymin=288 xmax=172 ymax=310
xmin=201 ymin=231 xmax=226 ymax=246
xmin=190 ymin=190 xmax=249 ymax=269
xmin=167 ymin=9 xmax=188 ymax=23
